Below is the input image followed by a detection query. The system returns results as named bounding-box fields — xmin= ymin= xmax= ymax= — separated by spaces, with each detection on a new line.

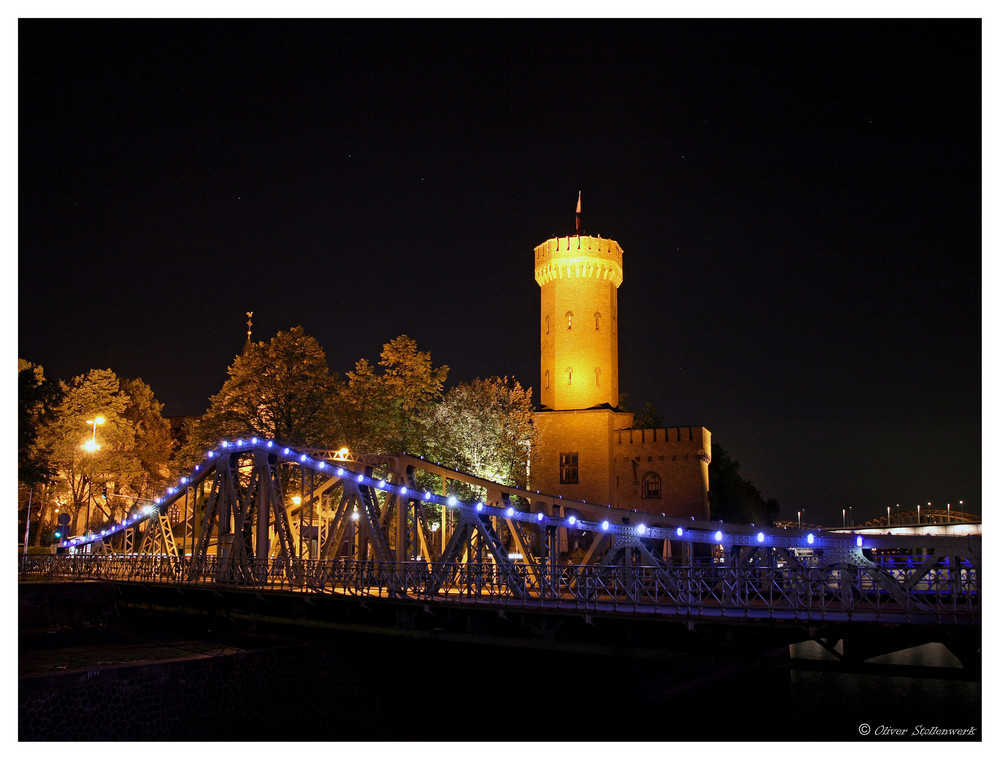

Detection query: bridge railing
xmin=18 ymin=554 xmax=979 ymax=624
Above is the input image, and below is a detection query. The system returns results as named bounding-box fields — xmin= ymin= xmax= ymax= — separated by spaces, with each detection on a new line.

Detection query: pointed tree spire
xmin=575 ymin=191 xmax=582 ymax=234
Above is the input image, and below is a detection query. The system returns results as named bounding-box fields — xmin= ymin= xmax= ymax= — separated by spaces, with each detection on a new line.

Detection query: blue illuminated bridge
xmin=19 ymin=439 xmax=981 ymax=668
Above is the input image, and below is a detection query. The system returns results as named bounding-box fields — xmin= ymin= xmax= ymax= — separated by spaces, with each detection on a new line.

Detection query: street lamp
xmin=82 ymin=416 xmax=105 ymax=535
xmin=82 ymin=416 xmax=105 ymax=452
xmin=887 ymin=505 xmax=891 ymax=526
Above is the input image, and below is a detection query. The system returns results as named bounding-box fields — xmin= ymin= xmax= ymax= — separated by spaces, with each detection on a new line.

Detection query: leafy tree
xmin=337 ymin=335 xmax=449 ymax=455
xmin=708 ymin=443 xmax=780 ymax=526
xmin=182 ymin=326 xmax=341 ymax=463
xmin=631 ymin=401 xmax=665 ymax=430
xmin=36 ymin=368 xmax=173 ymax=533
xmin=429 ymin=376 xmax=535 ymax=487
xmin=18 ymin=359 xmax=61 ymax=486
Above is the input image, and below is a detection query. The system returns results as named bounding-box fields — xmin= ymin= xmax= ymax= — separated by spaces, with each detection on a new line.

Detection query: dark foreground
xmin=19 ymin=582 xmax=981 ymax=742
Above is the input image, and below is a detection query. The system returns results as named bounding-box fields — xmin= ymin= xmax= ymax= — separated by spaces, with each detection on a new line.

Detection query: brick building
xmin=530 ymin=210 xmax=711 ymax=519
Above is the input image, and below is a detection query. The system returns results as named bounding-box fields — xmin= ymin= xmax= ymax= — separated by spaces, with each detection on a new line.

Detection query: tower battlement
xmin=534 ymin=235 xmax=623 ymax=287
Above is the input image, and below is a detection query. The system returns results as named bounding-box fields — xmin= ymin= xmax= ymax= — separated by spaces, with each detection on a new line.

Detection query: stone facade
xmin=530 ymin=229 xmax=711 ymax=519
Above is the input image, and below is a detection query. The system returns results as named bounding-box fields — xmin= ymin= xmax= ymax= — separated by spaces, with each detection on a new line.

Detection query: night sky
xmin=18 ymin=19 xmax=982 ymax=527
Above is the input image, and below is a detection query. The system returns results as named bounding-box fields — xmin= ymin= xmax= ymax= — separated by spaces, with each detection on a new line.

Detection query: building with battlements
xmin=530 ymin=199 xmax=711 ymax=519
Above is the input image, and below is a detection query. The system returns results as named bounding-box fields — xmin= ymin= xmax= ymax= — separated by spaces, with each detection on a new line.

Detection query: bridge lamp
xmin=300 ymin=454 xmax=308 ymax=463
xmin=807 ymin=533 xmax=815 ymax=545
xmin=537 ymin=512 xmax=545 ymax=522
xmin=856 ymin=536 xmax=864 ymax=548
xmin=266 ymin=441 xmax=273 ymax=448
xmin=601 ymin=520 xmax=610 ymax=531
xmin=636 ymin=523 xmax=645 ymax=535
xmin=429 ymin=522 xmax=440 ymax=533
xmin=757 ymin=532 xmax=765 ymax=543
xmin=351 ymin=509 xmax=359 ymax=522
xmin=475 ymin=503 xmax=484 ymax=512
xmin=568 ymin=516 xmax=577 ymax=527
xmin=425 ymin=491 xmax=433 ymax=500
xmin=318 ymin=462 xmax=326 ymax=470
xmin=336 ymin=468 xmax=344 ymax=476
xmin=447 ymin=496 xmax=457 ymax=507
xmin=399 ymin=486 xmax=407 ymax=495
xmin=676 ymin=527 xmax=684 ymax=537
xmin=356 ymin=474 xmax=364 ymax=483
xmin=236 ymin=439 xmax=243 ymax=446
xmin=251 ymin=437 xmax=258 ymax=444
xmin=714 ymin=530 xmax=723 ymax=542
xmin=378 ymin=479 xmax=386 ymax=489
xmin=506 ymin=507 xmax=515 ymax=518
xmin=291 ymin=496 xmax=301 ymax=507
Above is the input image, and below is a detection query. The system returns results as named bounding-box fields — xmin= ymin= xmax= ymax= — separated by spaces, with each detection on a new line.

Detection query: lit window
xmin=642 ymin=472 xmax=661 ymax=499
xmin=545 ymin=314 xmax=549 ymax=334
xmin=560 ymin=453 xmax=579 ymax=484
xmin=545 ymin=370 xmax=549 ymax=389
xmin=595 ymin=312 xmax=601 ymax=330
xmin=595 ymin=367 xmax=600 ymax=386
xmin=566 ymin=367 xmax=573 ymax=385
xmin=566 ymin=311 xmax=573 ymax=330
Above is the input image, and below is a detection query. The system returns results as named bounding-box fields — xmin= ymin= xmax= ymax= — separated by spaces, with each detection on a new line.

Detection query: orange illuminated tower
xmin=532 ymin=195 xmax=634 ymax=506
xmin=531 ymin=195 xmax=711 ymax=519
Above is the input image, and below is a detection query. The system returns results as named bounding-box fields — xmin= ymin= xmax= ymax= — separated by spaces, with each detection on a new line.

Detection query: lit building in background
xmin=530 ymin=197 xmax=711 ymax=518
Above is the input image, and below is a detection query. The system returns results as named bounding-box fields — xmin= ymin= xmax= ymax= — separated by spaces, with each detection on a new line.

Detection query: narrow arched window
xmin=545 ymin=370 xmax=549 ymax=389
xmin=612 ymin=316 xmax=617 ymax=335
xmin=642 ymin=472 xmax=661 ymax=499
xmin=566 ymin=367 xmax=573 ymax=385
xmin=545 ymin=315 xmax=549 ymax=334
xmin=595 ymin=312 xmax=601 ymax=330
xmin=565 ymin=311 xmax=574 ymax=330
xmin=595 ymin=367 xmax=601 ymax=386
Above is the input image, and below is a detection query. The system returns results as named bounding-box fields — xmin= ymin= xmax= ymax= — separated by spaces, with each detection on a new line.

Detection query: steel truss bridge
xmin=19 ymin=439 xmax=981 ymax=665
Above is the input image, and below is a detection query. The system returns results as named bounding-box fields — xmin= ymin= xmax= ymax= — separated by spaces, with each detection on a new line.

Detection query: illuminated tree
xmin=182 ymin=326 xmax=341 ymax=461
xmin=337 ymin=335 xmax=449 ymax=455
xmin=429 ymin=376 xmax=535 ymax=488
xmin=36 ymin=368 xmax=173 ymax=533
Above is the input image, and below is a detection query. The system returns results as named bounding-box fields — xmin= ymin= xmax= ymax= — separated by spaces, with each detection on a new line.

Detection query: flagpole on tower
xmin=575 ymin=191 xmax=581 ymax=234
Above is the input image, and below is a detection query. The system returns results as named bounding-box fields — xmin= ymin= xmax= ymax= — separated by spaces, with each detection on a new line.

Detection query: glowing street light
xmin=82 ymin=416 xmax=105 ymax=452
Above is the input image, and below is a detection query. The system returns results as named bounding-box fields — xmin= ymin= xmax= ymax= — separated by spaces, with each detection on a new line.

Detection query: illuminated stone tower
xmin=531 ymin=196 xmax=711 ymax=521
xmin=535 ymin=234 xmax=623 ymax=410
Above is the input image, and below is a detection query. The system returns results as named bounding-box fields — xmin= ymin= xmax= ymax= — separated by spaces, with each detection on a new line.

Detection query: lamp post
xmin=81 ymin=416 xmax=104 ymax=535
xmin=887 ymin=505 xmax=891 ymax=526
xmin=797 ymin=510 xmax=801 ymax=530
xmin=842 ymin=508 xmax=846 ymax=528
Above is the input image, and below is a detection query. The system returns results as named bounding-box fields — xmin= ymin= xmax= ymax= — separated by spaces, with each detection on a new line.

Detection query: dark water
xmin=21 ymin=611 xmax=980 ymax=742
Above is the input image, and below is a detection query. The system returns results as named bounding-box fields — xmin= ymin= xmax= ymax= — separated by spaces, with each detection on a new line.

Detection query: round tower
xmin=535 ymin=233 xmax=623 ymax=410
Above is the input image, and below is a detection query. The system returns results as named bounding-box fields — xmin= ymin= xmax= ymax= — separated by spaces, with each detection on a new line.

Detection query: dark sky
xmin=18 ymin=19 xmax=981 ymax=527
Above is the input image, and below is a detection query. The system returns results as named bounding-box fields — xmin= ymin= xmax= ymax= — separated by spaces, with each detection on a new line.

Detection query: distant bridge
xmin=19 ymin=439 xmax=981 ymax=665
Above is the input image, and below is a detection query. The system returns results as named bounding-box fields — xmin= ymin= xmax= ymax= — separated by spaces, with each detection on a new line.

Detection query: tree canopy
xmin=35 ymin=368 xmax=174 ymax=533
xmin=336 ymin=335 xmax=449 ymax=455
xmin=182 ymin=326 xmax=341 ymax=462
xmin=708 ymin=443 xmax=780 ymax=526
xmin=429 ymin=376 xmax=535 ymax=487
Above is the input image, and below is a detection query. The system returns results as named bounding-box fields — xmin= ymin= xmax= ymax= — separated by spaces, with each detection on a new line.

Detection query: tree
xmin=708 ymin=443 xmax=780 ymax=526
xmin=36 ymin=368 xmax=173 ymax=534
xmin=336 ymin=335 xmax=449 ymax=455
xmin=429 ymin=377 xmax=535 ymax=488
xmin=18 ymin=359 xmax=61 ymax=486
xmin=182 ymin=326 xmax=341 ymax=463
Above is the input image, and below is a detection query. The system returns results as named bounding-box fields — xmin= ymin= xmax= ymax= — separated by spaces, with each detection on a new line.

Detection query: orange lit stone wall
xmin=612 ymin=426 xmax=712 ymax=519
xmin=533 ymin=408 xmax=634 ymax=508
